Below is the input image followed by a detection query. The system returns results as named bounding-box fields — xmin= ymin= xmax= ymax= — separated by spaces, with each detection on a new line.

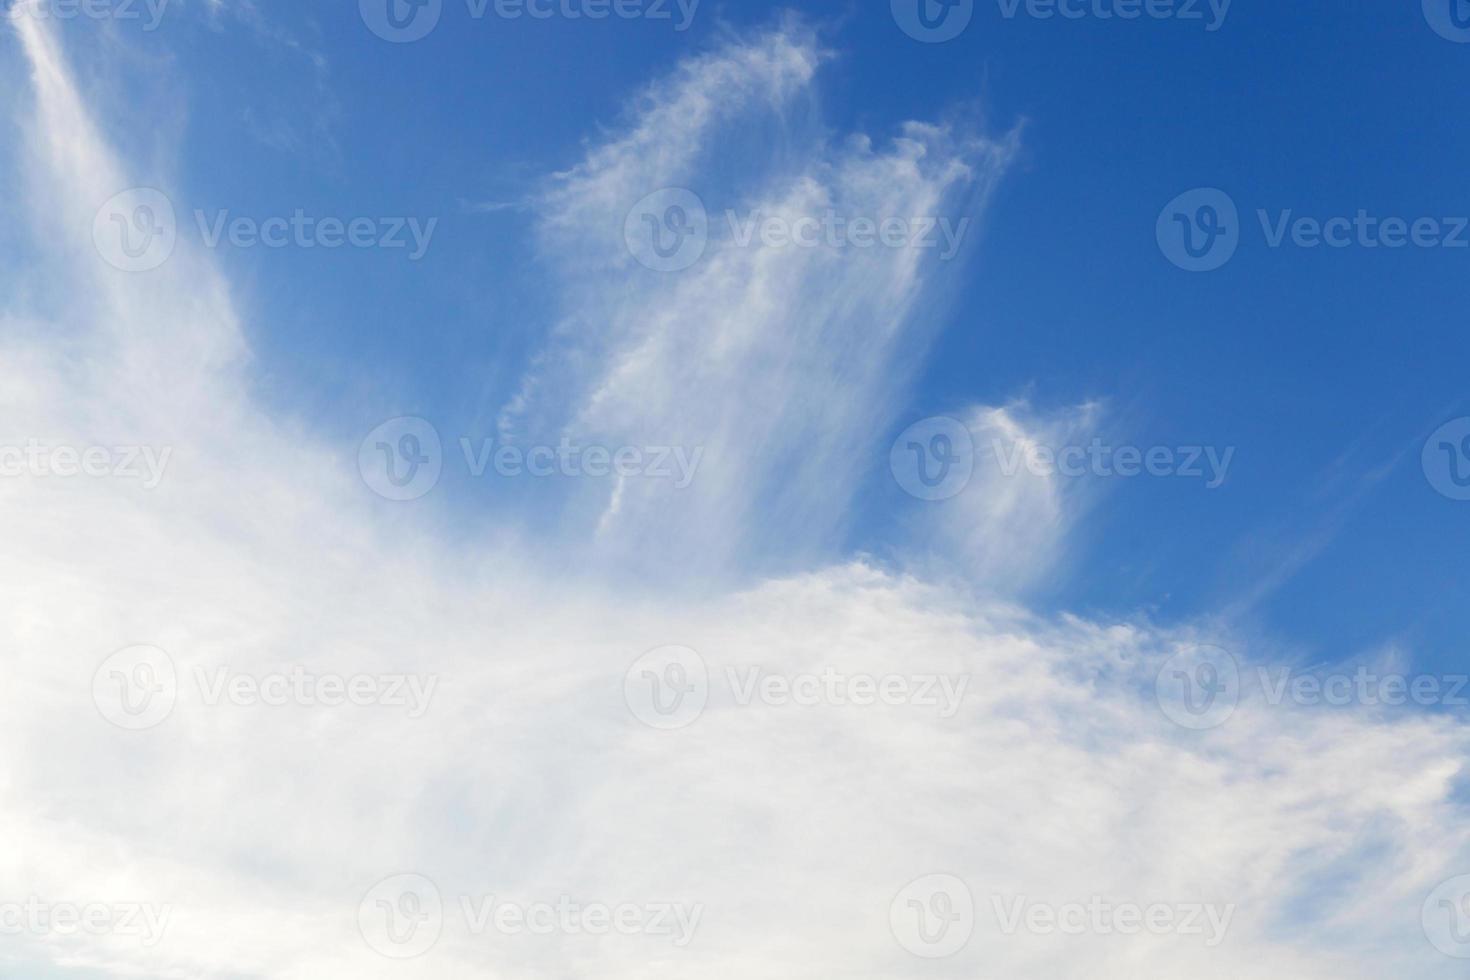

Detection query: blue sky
xmin=65 ymin=0 xmax=1465 ymax=664
xmin=4 ymin=1 xmax=1470 ymax=977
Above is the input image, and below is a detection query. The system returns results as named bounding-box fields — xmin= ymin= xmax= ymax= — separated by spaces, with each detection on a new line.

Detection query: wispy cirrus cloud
xmin=503 ymin=19 xmax=1018 ymax=580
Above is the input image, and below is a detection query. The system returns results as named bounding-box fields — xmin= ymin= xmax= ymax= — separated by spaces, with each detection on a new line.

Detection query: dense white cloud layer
xmin=3 ymin=8 xmax=1470 ymax=979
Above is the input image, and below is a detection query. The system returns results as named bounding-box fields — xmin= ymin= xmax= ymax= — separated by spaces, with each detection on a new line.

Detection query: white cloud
xmin=901 ymin=400 xmax=1104 ymax=592
xmin=502 ymin=20 xmax=1018 ymax=579
xmin=2 ymin=13 xmax=1469 ymax=980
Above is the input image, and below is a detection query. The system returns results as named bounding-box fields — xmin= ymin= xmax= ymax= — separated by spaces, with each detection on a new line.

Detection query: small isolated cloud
xmin=895 ymin=400 xmax=1105 ymax=592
